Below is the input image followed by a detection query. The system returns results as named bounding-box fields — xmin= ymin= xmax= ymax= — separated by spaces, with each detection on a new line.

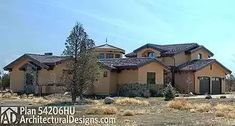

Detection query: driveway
xmin=183 ymin=94 xmax=235 ymax=99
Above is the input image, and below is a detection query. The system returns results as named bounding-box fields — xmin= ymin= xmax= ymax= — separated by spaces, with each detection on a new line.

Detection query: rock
xmin=220 ymin=96 xmax=226 ymax=99
xmin=104 ymin=97 xmax=114 ymax=104
xmin=64 ymin=92 xmax=71 ymax=96
xmin=205 ymin=95 xmax=212 ymax=99
xmin=28 ymin=94 xmax=34 ymax=97
xmin=189 ymin=92 xmax=194 ymax=96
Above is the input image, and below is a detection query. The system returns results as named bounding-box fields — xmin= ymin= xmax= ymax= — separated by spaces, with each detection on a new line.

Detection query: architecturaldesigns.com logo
xmin=0 ymin=106 xmax=115 ymax=125
xmin=0 ymin=107 xmax=19 ymax=124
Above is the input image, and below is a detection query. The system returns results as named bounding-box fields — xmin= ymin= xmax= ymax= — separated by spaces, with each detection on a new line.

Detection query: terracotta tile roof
xmin=27 ymin=54 xmax=68 ymax=64
xmin=125 ymin=52 xmax=137 ymax=57
xmin=126 ymin=43 xmax=200 ymax=57
xmin=100 ymin=57 xmax=169 ymax=70
xmin=177 ymin=59 xmax=231 ymax=73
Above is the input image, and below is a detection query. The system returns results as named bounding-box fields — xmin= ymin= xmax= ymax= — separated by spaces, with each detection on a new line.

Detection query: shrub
xmin=148 ymin=84 xmax=164 ymax=97
xmin=115 ymin=98 xmax=149 ymax=106
xmin=214 ymin=104 xmax=234 ymax=112
xmin=118 ymin=83 xmax=148 ymax=97
xmin=85 ymin=106 xmax=118 ymax=115
xmin=163 ymin=83 xmax=176 ymax=101
xmin=194 ymin=103 xmax=212 ymax=112
xmin=215 ymin=111 xmax=226 ymax=117
xmin=167 ymin=99 xmax=193 ymax=110
xmin=122 ymin=110 xmax=135 ymax=116
xmin=118 ymin=83 xmax=163 ymax=97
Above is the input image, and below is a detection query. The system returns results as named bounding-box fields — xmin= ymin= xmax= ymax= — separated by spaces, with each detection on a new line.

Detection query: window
xmin=147 ymin=52 xmax=156 ymax=58
xmin=198 ymin=53 xmax=202 ymax=59
xmin=106 ymin=53 xmax=114 ymax=59
xmin=147 ymin=72 xmax=156 ymax=84
xmin=115 ymin=54 xmax=121 ymax=58
xmin=98 ymin=53 xmax=105 ymax=59
xmin=210 ymin=65 xmax=212 ymax=70
xmin=103 ymin=71 xmax=108 ymax=77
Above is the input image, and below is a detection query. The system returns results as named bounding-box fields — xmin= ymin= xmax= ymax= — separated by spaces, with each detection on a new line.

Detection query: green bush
xmin=148 ymin=84 xmax=164 ymax=97
xmin=163 ymin=83 xmax=176 ymax=101
xmin=118 ymin=83 xmax=163 ymax=97
xmin=1 ymin=74 xmax=10 ymax=90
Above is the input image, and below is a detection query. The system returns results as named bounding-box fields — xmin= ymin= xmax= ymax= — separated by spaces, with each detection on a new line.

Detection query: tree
xmin=1 ymin=73 xmax=10 ymax=90
xmin=63 ymin=22 xmax=99 ymax=103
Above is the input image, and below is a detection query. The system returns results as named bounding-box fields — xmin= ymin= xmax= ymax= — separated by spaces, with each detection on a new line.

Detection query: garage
xmin=199 ymin=77 xmax=210 ymax=94
xmin=212 ymin=77 xmax=221 ymax=94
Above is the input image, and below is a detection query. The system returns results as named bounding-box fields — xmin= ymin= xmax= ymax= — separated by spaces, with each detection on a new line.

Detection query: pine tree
xmin=63 ymin=22 xmax=99 ymax=103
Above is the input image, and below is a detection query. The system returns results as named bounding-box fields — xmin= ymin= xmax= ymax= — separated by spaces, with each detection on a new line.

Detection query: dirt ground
xmin=1 ymin=94 xmax=235 ymax=126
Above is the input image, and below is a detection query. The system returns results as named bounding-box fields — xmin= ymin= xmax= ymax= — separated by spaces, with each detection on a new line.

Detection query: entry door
xmin=212 ymin=78 xmax=221 ymax=94
xmin=199 ymin=77 xmax=210 ymax=94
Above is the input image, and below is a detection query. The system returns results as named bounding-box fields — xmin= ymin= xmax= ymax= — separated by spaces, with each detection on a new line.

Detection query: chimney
xmin=44 ymin=52 xmax=53 ymax=56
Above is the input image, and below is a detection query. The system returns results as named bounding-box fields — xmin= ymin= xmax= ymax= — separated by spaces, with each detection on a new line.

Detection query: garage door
xmin=212 ymin=78 xmax=221 ymax=94
xmin=199 ymin=77 xmax=210 ymax=94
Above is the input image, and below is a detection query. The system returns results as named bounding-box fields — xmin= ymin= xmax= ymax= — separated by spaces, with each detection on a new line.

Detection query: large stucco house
xmin=125 ymin=43 xmax=231 ymax=94
xmin=4 ymin=43 xmax=231 ymax=95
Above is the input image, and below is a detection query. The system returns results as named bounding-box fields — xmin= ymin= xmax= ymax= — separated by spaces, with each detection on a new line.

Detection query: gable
xmin=195 ymin=62 xmax=230 ymax=77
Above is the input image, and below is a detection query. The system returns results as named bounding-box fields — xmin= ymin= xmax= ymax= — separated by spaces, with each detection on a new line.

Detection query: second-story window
xmin=106 ymin=53 xmax=114 ymax=59
xmin=148 ymin=52 xmax=156 ymax=58
xmin=198 ymin=53 xmax=202 ymax=59
xmin=98 ymin=53 xmax=105 ymax=59
xmin=115 ymin=54 xmax=121 ymax=58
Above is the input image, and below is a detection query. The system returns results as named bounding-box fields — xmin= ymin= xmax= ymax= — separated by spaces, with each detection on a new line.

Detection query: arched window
xmin=147 ymin=52 xmax=156 ymax=58
xmin=198 ymin=53 xmax=202 ymax=59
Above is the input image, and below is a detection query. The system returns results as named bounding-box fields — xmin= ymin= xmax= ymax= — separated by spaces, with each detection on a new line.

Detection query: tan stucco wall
xmin=94 ymin=69 xmax=111 ymax=95
xmin=136 ymin=48 xmax=161 ymax=59
xmin=162 ymin=52 xmax=190 ymax=66
xmin=37 ymin=62 xmax=67 ymax=86
xmin=138 ymin=62 xmax=164 ymax=85
xmin=9 ymin=59 xmax=28 ymax=92
xmin=109 ymin=72 xmax=118 ymax=94
xmin=190 ymin=49 xmax=210 ymax=60
xmin=117 ymin=69 xmax=139 ymax=87
xmin=194 ymin=63 xmax=229 ymax=94
xmin=175 ymin=72 xmax=195 ymax=93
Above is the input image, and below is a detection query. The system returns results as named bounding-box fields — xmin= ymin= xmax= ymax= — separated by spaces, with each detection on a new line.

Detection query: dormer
xmin=185 ymin=45 xmax=214 ymax=60
xmin=95 ymin=44 xmax=125 ymax=59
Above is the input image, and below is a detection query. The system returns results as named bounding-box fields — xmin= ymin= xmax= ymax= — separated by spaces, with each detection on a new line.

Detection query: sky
xmin=0 ymin=0 xmax=235 ymax=74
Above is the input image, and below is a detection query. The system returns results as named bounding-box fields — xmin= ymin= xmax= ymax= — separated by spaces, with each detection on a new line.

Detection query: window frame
xmin=103 ymin=71 xmax=108 ymax=77
xmin=98 ymin=53 xmax=105 ymax=59
xmin=147 ymin=72 xmax=156 ymax=84
xmin=106 ymin=53 xmax=114 ymax=59
xmin=198 ymin=53 xmax=202 ymax=59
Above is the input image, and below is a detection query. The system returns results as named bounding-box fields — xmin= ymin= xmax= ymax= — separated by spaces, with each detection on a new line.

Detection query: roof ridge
xmin=26 ymin=53 xmax=67 ymax=58
xmin=159 ymin=43 xmax=198 ymax=46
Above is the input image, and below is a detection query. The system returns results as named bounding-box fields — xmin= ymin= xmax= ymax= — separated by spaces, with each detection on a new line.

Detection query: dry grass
xmin=214 ymin=104 xmax=234 ymax=112
xmin=23 ymin=97 xmax=55 ymax=104
xmin=115 ymin=98 xmax=149 ymax=106
xmin=123 ymin=110 xmax=135 ymax=116
xmin=168 ymin=100 xmax=235 ymax=119
xmin=167 ymin=99 xmax=193 ymax=110
xmin=85 ymin=106 xmax=118 ymax=115
xmin=122 ymin=109 xmax=147 ymax=116
xmin=168 ymin=99 xmax=211 ymax=112
xmin=194 ymin=103 xmax=212 ymax=112
xmin=215 ymin=111 xmax=226 ymax=117
xmin=213 ymin=104 xmax=235 ymax=118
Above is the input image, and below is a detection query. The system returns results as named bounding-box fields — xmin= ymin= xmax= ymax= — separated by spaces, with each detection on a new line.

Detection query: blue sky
xmin=0 ymin=0 xmax=235 ymax=74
